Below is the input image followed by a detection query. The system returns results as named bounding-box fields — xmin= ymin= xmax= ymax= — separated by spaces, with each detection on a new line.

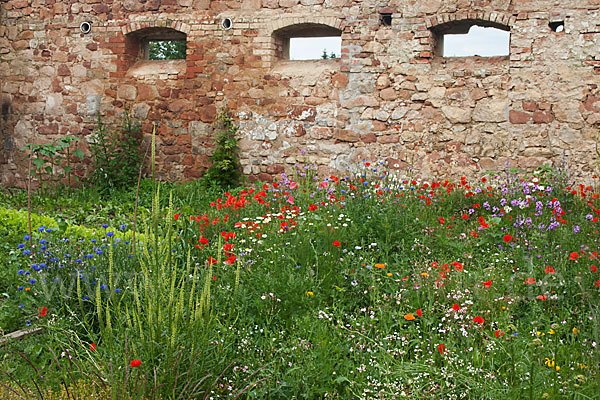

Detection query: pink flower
xmin=287 ymin=196 xmax=294 ymax=205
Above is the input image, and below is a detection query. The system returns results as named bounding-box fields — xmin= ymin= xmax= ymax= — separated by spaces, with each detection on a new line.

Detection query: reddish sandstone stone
xmin=509 ymin=110 xmax=530 ymax=124
xmin=335 ymin=129 xmax=360 ymax=142
xmin=362 ymin=132 xmax=377 ymax=143
xmin=522 ymin=101 xmax=539 ymax=112
xmin=266 ymin=164 xmax=285 ymax=174
xmin=57 ymin=64 xmax=70 ymax=76
xmin=532 ymin=111 xmax=554 ymax=124
xmin=137 ymin=84 xmax=158 ymax=101
xmin=332 ymin=72 xmax=349 ymax=88
xmin=199 ymin=105 xmax=217 ymax=122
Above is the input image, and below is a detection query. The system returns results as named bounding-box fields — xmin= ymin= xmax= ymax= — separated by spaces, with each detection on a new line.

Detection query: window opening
xmin=549 ymin=21 xmax=564 ymax=32
xmin=273 ymin=23 xmax=342 ymax=60
xmin=148 ymin=40 xmax=186 ymax=60
xmin=289 ymin=37 xmax=341 ymax=60
xmin=440 ymin=24 xmax=510 ymax=57
xmin=380 ymin=13 xmax=392 ymax=27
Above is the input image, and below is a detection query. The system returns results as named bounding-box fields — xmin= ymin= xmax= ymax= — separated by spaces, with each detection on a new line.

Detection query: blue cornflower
xmin=106 ymin=232 xmax=114 ymax=237
xmin=17 ymin=269 xmax=24 ymax=275
xmin=115 ymin=288 xmax=121 ymax=293
xmin=120 ymin=224 xmax=127 ymax=230
xmin=90 ymin=239 xmax=96 ymax=243
xmin=17 ymin=286 xmax=24 ymax=290
xmin=85 ymin=254 xmax=94 ymax=259
xmin=18 ymin=243 xmax=24 ymax=249
xmin=29 ymin=279 xmax=36 ymax=284
xmin=18 ymin=305 xmax=24 ymax=309
xmin=24 ymin=235 xmax=30 ymax=241
xmin=38 ymin=226 xmax=46 ymax=232
xmin=96 ymin=250 xmax=103 ymax=255
xmin=39 ymin=239 xmax=48 ymax=245
xmin=45 ymin=228 xmax=52 ymax=233
xmin=41 ymin=246 xmax=47 ymax=251
xmin=82 ymin=296 xmax=89 ymax=300
xmin=26 ymin=320 xmax=31 ymax=326
xmin=32 ymin=264 xmax=40 ymax=272
xmin=100 ymin=284 xmax=107 ymax=290
xmin=102 ymin=224 xmax=109 ymax=228
xmin=24 ymin=271 xmax=30 ymax=275
xmin=39 ymin=263 xmax=46 ymax=269
xmin=23 ymin=249 xmax=31 ymax=255
xmin=76 ymin=259 xmax=83 ymax=263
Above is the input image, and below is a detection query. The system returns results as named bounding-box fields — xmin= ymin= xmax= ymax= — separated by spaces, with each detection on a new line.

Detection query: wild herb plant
xmin=204 ymin=110 xmax=242 ymax=189
xmin=88 ymin=111 xmax=142 ymax=193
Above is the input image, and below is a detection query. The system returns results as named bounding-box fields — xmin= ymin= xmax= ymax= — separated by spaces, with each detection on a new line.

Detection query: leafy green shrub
xmin=20 ymin=136 xmax=84 ymax=196
xmin=204 ymin=110 xmax=242 ymax=189
xmin=89 ymin=112 xmax=143 ymax=192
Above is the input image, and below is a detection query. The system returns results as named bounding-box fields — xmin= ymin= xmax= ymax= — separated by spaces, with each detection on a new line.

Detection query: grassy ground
xmin=1 ymin=164 xmax=599 ymax=399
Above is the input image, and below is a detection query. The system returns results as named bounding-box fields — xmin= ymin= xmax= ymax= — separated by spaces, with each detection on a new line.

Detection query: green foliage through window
xmin=148 ymin=40 xmax=186 ymax=60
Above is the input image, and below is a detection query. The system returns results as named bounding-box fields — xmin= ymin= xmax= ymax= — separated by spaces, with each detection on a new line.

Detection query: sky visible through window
xmin=289 ymin=37 xmax=342 ymax=60
xmin=443 ymin=26 xmax=510 ymax=57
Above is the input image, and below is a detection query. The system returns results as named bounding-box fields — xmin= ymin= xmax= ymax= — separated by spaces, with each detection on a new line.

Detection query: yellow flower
xmin=573 ymin=327 xmax=579 ymax=334
xmin=404 ymin=314 xmax=415 ymax=321
xmin=537 ymin=331 xmax=545 ymax=336
xmin=548 ymin=329 xmax=555 ymax=335
xmin=544 ymin=358 xmax=555 ymax=367
xmin=556 ymin=366 xmax=560 ymax=372
xmin=305 ymin=291 xmax=314 ymax=297
xmin=386 ymin=273 xmax=393 ymax=277
xmin=420 ymin=272 xmax=429 ymax=277
xmin=374 ymin=263 xmax=386 ymax=269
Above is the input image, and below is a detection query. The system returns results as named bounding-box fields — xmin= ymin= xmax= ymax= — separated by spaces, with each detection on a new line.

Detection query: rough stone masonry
xmin=1 ymin=0 xmax=599 ymax=186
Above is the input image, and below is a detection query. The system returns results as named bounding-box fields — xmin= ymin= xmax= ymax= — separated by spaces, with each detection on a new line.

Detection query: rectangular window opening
xmin=147 ymin=40 xmax=187 ymax=60
xmin=288 ymin=37 xmax=342 ymax=60
xmin=442 ymin=25 xmax=509 ymax=57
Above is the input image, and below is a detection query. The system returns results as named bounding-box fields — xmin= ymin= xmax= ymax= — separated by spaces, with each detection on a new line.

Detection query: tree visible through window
xmin=148 ymin=40 xmax=186 ymax=60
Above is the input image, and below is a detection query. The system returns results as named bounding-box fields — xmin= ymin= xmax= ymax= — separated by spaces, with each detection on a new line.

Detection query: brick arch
xmin=269 ymin=15 xmax=345 ymax=34
xmin=121 ymin=20 xmax=191 ymax=36
xmin=425 ymin=12 xmax=515 ymax=31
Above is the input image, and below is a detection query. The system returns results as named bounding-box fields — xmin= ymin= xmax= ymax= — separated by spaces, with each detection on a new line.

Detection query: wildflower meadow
xmin=0 ymin=156 xmax=599 ymax=399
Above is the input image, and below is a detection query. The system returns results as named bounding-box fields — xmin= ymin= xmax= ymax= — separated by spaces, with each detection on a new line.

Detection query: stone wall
xmin=1 ymin=0 xmax=599 ymax=187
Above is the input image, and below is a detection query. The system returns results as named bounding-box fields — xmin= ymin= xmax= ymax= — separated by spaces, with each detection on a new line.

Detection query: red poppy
xmin=482 ymin=280 xmax=492 ymax=288
xmin=536 ymin=295 xmax=548 ymax=301
xmin=130 ymin=359 xmax=141 ymax=368
xmin=569 ymin=252 xmax=579 ymax=260
xmin=439 ymin=217 xmax=445 ymax=225
xmin=416 ymin=309 xmax=422 ymax=317
xmin=199 ymin=237 xmax=209 ymax=245
xmin=503 ymin=234 xmax=512 ymax=243
xmin=452 ymin=303 xmax=461 ymax=311
xmin=525 ymin=277 xmax=536 ymax=285
xmin=438 ymin=343 xmax=445 ymax=355
xmin=174 ymin=214 xmax=179 ymax=221
xmin=451 ymin=261 xmax=463 ymax=271
xmin=90 ymin=343 xmax=96 ymax=352
xmin=590 ymin=265 xmax=598 ymax=273
xmin=38 ymin=306 xmax=47 ymax=318
xmin=473 ymin=316 xmax=484 ymax=324
xmin=224 ymin=255 xmax=236 ymax=265
xmin=495 ymin=330 xmax=504 ymax=338
xmin=332 ymin=240 xmax=341 ymax=247
xmin=545 ymin=265 xmax=555 ymax=274
xmin=208 ymin=257 xmax=217 ymax=265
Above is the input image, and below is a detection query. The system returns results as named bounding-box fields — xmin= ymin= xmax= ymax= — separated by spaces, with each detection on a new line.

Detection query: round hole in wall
xmin=221 ymin=18 xmax=232 ymax=30
xmin=80 ymin=22 xmax=92 ymax=34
